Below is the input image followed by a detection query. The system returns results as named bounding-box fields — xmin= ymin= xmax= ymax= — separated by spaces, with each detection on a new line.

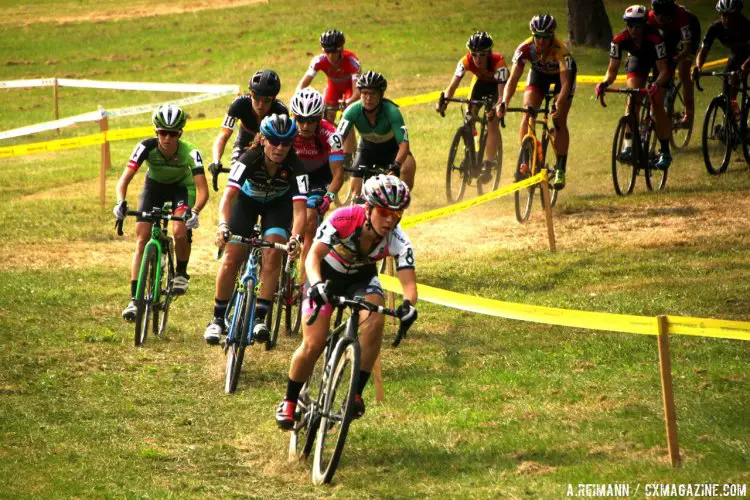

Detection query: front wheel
xmin=514 ymin=137 xmax=536 ymax=223
xmin=612 ymin=115 xmax=637 ymax=196
xmin=445 ymin=127 xmax=472 ymax=203
xmin=540 ymin=135 xmax=558 ymax=209
xmin=644 ymin=116 xmax=668 ymax=192
xmin=312 ymin=340 xmax=360 ymax=485
xmin=702 ymin=97 xmax=731 ymax=175
xmin=476 ymin=123 xmax=503 ymax=195
xmin=667 ymin=81 xmax=693 ymax=150
xmin=224 ymin=291 xmax=248 ymax=394
xmin=134 ymin=245 xmax=158 ymax=347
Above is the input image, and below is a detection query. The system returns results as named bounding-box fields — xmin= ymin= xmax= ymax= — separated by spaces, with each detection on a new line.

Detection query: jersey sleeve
xmin=226 ymin=153 xmax=251 ymax=191
xmin=650 ymin=33 xmax=669 ymax=61
xmin=389 ymin=227 xmax=415 ymax=271
xmin=321 ymin=124 xmax=345 ymax=162
xmin=223 ymin=97 xmax=244 ymax=130
xmin=188 ymin=146 xmax=205 ymax=177
xmin=454 ymin=55 xmax=469 ymax=78
xmin=493 ymin=54 xmax=510 ymax=83
xmin=305 ymin=55 xmax=325 ymax=78
xmin=345 ymin=53 xmax=361 ymax=75
xmin=701 ymin=22 xmax=720 ymax=52
xmin=336 ymin=105 xmax=358 ymax=140
xmin=610 ymin=32 xmax=626 ymax=59
xmin=386 ymin=103 xmax=408 ymax=144
xmin=126 ymin=139 xmax=153 ymax=171
xmin=291 ymin=159 xmax=309 ymax=202
xmin=512 ymin=41 xmax=530 ymax=67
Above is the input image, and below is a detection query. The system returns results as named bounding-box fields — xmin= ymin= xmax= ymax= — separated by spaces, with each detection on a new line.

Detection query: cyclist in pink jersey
xmin=289 ymin=87 xmax=345 ymax=280
xmin=297 ymin=29 xmax=361 ymax=166
xmin=276 ymin=175 xmax=418 ymax=429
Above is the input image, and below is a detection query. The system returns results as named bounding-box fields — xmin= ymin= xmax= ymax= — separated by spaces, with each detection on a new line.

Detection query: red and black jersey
xmin=610 ymin=26 xmax=669 ymax=63
xmin=647 ymin=5 xmax=701 ymax=53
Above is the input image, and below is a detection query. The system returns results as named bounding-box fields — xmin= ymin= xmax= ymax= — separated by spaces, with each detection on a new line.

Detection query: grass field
xmin=1 ymin=0 xmax=749 ymax=497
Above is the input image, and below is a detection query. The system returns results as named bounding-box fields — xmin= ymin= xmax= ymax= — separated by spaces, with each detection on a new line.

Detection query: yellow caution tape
xmin=0 ymin=132 xmax=105 ymax=158
xmin=401 ymin=172 xmax=543 ymax=229
xmin=379 ymin=275 xmax=750 ymax=341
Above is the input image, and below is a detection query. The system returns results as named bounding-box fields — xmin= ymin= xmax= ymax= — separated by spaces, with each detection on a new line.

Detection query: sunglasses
xmin=251 ymin=93 xmax=274 ymax=104
xmin=266 ymin=137 xmax=294 ymax=147
xmin=324 ymin=48 xmax=341 ymax=54
xmin=626 ymin=21 xmax=645 ymax=28
xmin=156 ymin=129 xmax=180 ymax=137
xmin=295 ymin=116 xmax=321 ymax=124
xmin=471 ymin=51 xmax=489 ymax=57
xmin=374 ymin=206 xmax=404 ymax=218
xmin=533 ymin=32 xmax=552 ymax=39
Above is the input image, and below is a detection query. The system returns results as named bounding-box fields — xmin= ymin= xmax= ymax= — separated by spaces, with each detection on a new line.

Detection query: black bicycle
xmin=696 ymin=70 xmax=750 ymax=175
xmin=438 ymin=92 xmax=503 ymax=203
xmin=599 ymin=87 xmax=667 ymax=195
xmin=288 ymin=293 xmax=409 ymax=485
xmin=665 ymin=77 xmax=694 ymax=150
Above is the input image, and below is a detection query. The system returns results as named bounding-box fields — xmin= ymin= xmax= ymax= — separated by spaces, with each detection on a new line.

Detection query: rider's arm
xmin=193 ymin=174 xmax=209 ymax=214
xmin=557 ymin=69 xmax=573 ymax=106
xmin=654 ymin=59 xmax=670 ymax=88
xmin=348 ymin=74 xmax=361 ymax=104
xmin=115 ymin=167 xmax=136 ymax=203
xmin=396 ymin=268 xmax=418 ymax=305
xmin=444 ymin=74 xmax=463 ymax=99
xmin=297 ymin=73 xmax=314 ymax=91
xmin=602 ymin=58 xmax=621 ymax=86
xmin=394 ymin=141 xmax=410 ymax=167
xmin=349 ymin=176 xmax=363 ymax=200
xmin=218 ymin=186 xmax=238 ymax=227
xmin=305 ymin=240 xmax=331 ymax=285
xmin=335 ymin=104 xmax=357 ymax=142
xmin=212 ymin=127 xmax=233 ymax=165
xmin=291 ymin=199 xmax=306 ymax=239
xmin=501 ymin=63 xmax=524 ymax=106
xmin=388 ymin=104 xmax=410 ymax=166
xmin=695 ymin=45 xmax=708 ymax=70
xmin=328 ymin=158 xmax=344 ymax=196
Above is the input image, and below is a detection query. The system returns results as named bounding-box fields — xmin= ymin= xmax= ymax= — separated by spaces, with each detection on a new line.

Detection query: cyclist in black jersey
xmin=209 ymin=69 xmax=289 ymax=175
xmin=113 ymin=105 xmax=208 ymax=320
xmin=204 ymin=114 xmax=307 ymax=345
xmin=695 ymin=0 xmax=750 ymax=106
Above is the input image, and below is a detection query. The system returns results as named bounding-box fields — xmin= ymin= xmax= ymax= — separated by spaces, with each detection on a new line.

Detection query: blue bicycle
xmin=221 ymin=228 xmax=289 ymax=394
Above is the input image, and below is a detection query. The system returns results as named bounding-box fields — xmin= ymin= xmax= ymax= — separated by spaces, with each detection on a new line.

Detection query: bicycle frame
xmin=507 ymin=92 xmax=556 ymax=175
xmin=225 ymin=245 xmax=263 ymax=346
xmin=134 ymin=221 xmax=169 ymax=305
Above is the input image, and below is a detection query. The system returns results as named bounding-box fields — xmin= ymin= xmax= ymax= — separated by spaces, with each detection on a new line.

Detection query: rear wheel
xmin=514 ymin=137 xmax=536 ymax=223
xmin=741 ymin=98 xmax=750 ymax=164
xmin=612 ymin=115 xmax=637 ymax=196
xmin=445 ymin=127 xmax=472 ymax=203
xmin=312 ymin=340 xmax=360 ymax=485
xmin=668 ymin=81 xmax=693 ymax=149
xmin=224 ymin=291 xmax=248 ymax=394
xmin=271 ymin=257 xmax=288 ymax=346
xmin=289 ymin=352 xmax=325 ymax=462
xmin=134 ymin=245 xmax=158 ymax=347
xmin=287 ymin=278 xmax=303 ymax=336
xmin=702 ymin=97 xmax=731 ymax=175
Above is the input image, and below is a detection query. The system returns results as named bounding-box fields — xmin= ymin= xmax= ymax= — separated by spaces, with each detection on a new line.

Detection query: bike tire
xmin=289 ymin=346 xmax=326 ymax=462
xmin=287 ymin=277 xmax=303 ymax=336
xmin=271 ymin=256 xmax=287 ymax=346
xmin=612 ymin=115 xmax=637 ymax=196
xmin=702 ymin=97 xmax=731 ymax=175
xmin=224 ymin=291 xmax=248 ymax=394
xmin=514 ymin=137 xmax=536 ymax=223
xmin=668 ymin=81 xmax=693 ymax=150
xmin=476 ymin=123 xmax=503 ymax=195
xmin=134 ymin=244 xmax=158 ymax=347
xmin=156 ymin=247 xmax=174 ymax=337
xmin=742 ymin=97 xmax=750 ymax=165
xmin=312 ymin=339 xmax=360 ymax=485
xmin=445 ymin=127 xmax=470 ymax=203
xmin=643 ymin=114 xmax=668 ymax=192
xmin=540 ymin=134 xmax=559 ymax=209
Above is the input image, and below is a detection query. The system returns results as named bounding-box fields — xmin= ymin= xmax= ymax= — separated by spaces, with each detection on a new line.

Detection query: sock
xmin=130 ymin=280 xmax=138 ymax=299
xmin=556 ymin=155 xmax=568 ymax=172
xmin=255 ymin=298 xmax=271 ymax=322
xmin=285 ymin=378 xmax=305 ymax=403
xmin=659 ymin=139 xmax=670 ymax=155
xmin=176 ymin=260 xmax=188 ymax=276
xmin=213 ymin=299 xmax=229 ymax=320
xmin=356 ymin=370 xmax=371 ymax=396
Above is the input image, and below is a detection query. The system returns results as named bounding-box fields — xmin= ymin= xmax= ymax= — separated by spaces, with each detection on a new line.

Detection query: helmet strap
xmin=364 ymin=205 xmax=384 ymax=238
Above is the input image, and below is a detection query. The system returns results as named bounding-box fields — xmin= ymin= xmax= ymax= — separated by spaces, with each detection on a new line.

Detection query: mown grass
xmin=1 ymin=0 xmax=749 ymax=497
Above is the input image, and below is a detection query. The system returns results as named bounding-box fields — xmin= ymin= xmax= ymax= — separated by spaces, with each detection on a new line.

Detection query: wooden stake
xmin=373 ymin=358 xmax=384 ymax=403
xmin=53 ymin=78 xmax=60 ymax=136
xmin=657 ymin=315 xmax=681 ymax=467
xmin=540 ymin=169 xmax=557 ymax=252
xmin=99 ymin=111 xmax=111 ymax=208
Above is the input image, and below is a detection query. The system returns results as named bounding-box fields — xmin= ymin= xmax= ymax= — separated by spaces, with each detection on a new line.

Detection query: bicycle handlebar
xmin=597 ymin=87 xmax=647 ymax=108
xmin=694 ymin=70 xmax=738 ymax=93
xmin=216 ymin=234 xmax=291 ymax=259
xmin=306 ymin=287 xmax=411 ymax=347
xmin=114 ymin=204 xmax=188 ymax=236
xmin=209 ymin=162 xmax=232 ymax=192
xmin=438 ymin=92 xmax=501 ymax=125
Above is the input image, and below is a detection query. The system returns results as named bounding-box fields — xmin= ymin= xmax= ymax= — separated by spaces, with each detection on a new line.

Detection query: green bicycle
xmin=116 ymin=203 xmax=187 ymax=347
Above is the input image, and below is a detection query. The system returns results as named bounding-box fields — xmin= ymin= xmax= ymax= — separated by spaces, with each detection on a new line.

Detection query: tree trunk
xmin=567 ymin=0 xmax=613 ymax=49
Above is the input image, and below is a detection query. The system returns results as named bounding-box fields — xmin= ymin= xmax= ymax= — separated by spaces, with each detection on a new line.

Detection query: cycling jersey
xmin=611 ymin=26 xmax=669 ymax=79
xmin=337 ymin=100 xmax=408 ymax=145
xmin=513 ymin=36 xmax=575 ymax=75
xmin=647 ymin=5 xmax=701 ymax=54
xmin=305 ymin=50 xmax=361 ymax=84
xmin=127 ymin=138 xmax=204 ymax=187
xmin=454 ymin=52 xmax=509 ymax=83
xmin=293 ymin=119 xmax=344 ymax=173
xmin=227 ymin=147 xmax=308 ymax=203
xmin=702 ymin=17 xmax=750 ymax=55
xmin=315 ymin=204 xmax=415 ymax=275
xmin=221 ymin=95 xmax=289 ymax=152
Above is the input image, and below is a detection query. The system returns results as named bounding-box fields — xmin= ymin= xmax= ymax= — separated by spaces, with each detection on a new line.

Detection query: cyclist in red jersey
xmin=437 ymin=31 xmax=508 ymax=184
xmin=595 ymin=5 xmax=673 ymax=171
xmin=297 ymin=30 xmax=361 ymax=167
xmin=648 ymin=0 xmax=702 ymax=125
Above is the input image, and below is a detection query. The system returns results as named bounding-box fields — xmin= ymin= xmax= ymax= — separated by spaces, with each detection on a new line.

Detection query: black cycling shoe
xmin=351 ymin=394 xmax=366 ymax=419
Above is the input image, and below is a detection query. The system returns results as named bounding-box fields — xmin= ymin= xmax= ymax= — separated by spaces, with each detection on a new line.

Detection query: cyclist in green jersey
xmin=336 ymin=71 xmax=417 ymax=198
xmin=114 ymin=105 xmax=209 ymax=321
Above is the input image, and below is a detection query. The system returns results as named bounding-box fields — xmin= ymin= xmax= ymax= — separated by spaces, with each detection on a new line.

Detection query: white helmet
xmin=290 ymin=87 xmax=325 ymax=118
xmin=623 ymin=5 xmax=648 ymax=21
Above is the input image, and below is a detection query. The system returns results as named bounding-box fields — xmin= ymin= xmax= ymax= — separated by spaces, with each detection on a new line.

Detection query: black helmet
xmin=466 ymin=31 xmax=494 ymax=52
xmin=249 ymin=69 xmax=281 ymax=97
xmin=356 ymin=71 xmax=387 ymax=92
xmin=320 ymin=29 xmax=345 ymax=50
xmin=716 ymin=0 xmax=743 ymax=12
xmin=651 ymin=0 xmax=677 ymax=15
xmin=529 ymin=13 xmax=557 ymax=33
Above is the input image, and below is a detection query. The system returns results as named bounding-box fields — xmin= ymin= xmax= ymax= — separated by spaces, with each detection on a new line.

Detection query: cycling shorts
xmin=301 ymin=261 xmax=384 ymax=318
xmin=229 ymin=190 xmax=293 ymax=239
xmin=469 ymin=80 xmax=500 ymax=105
xmin=324 ymin=81 xmax=354 ymax=108
xmin=137 ymin=177 xmax=193 ymax=222
xmin=526 ymin=61 xmax=578 ymax=100
xmin=304 ymin=167 xmax=333 ymax=209
xmin=352 ymin=138 xmax=413 ymax=178
xmin=625 ymin=55 xmax=670 ymax=83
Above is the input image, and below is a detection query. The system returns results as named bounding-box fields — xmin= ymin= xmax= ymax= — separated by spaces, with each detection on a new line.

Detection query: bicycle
xmin=219 ymin=228 xmax=290 ymax=394
xmin=598 ymin=87 xmax=667 ymax=196
xmin=695 ymin=70 xmax=750 ymax=175
xmin=272 ymin=246 xmax=303 ymax=338
xmin=438 ymin=92 xmax=503 ymax=203
xmin=288 ymin=293 xmax=409 ymax=485
xmin=504 ymin=92 xmax=560 ymax=222
xmin=115 ymin=203 xmax=187 ymax=347
xmin=665 ymin=77 xmax=694 ymax=150
xmin=340 ymin=163 xmax=395 ymax=205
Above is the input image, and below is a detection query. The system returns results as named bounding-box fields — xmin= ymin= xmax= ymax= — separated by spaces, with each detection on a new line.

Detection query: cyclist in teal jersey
xmin=336 ymin=71 xmax=416 ymax=198
xmin=114 ymin=105 xmax=209 ymax=321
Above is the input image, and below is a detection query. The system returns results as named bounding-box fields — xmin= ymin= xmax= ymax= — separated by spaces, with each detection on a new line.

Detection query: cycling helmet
xmin=320 ymin=29 xmax=345 ymax=50
xmin=363 ymin=174 xmax=411 ymax=211
xmin=466 ymin=31 xmax=494 ymax=51
xmin=651 ymin=0 xmax=677 ymax=16
xmin=249 ymin=69 xmax=281 ymax=97
xmin=356 ymin=71 xmax=387 ymax=92
xmin=529 ymin=14 xmax=557 ymax=34
xmin=716 ymin=0 xmax=743 ymax=13
xmin=260 ymin=113 xmax=297 ymax=141
xmin=290 ymin=87 xmax=325 ymax=118
xmin=152 ymin=104 xmax=186 ymax=131
xmin=623 ymin=5 xmax=648 ymax=21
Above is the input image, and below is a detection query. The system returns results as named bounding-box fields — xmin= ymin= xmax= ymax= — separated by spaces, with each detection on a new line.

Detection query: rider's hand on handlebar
xmin=646 ymin=82 xmax=660 ymax=98
xmin=185 ymin=210 xmax=200 ymax=230
xmin=495 ymin=101 xmax=507 ymax=119
xmin=208 ymin=161 xmax=223 ymax=175
xmin=396 ymin=299 xmax=418 ymax=331
xmin=113 ymin=200 xmax=127 ymax=220
xmin=387 ymin=162 xmax=401 ymax=178
xmin=595 ymin=81 xmax=609 ymax=99
xmin=287 ymin=234 xmax=302 ymax=259
xmin=309 ymin=281 xmax=330 ymax=308
xmin=215 ymin=222 xmax=230 ymax=250
xmin=317 ymin=192 xmax=334 ymax=215
xmin=436 ymin=100 xmax=447 ymax=115
xmin=691 ymin=66 xmax=700 ymax=83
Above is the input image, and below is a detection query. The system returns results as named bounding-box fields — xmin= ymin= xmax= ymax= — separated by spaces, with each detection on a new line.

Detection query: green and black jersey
xmin=336 ymin=100 xmax=409 ymax=146
xmin=127 ymin=138 xmax=205 ymax=187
